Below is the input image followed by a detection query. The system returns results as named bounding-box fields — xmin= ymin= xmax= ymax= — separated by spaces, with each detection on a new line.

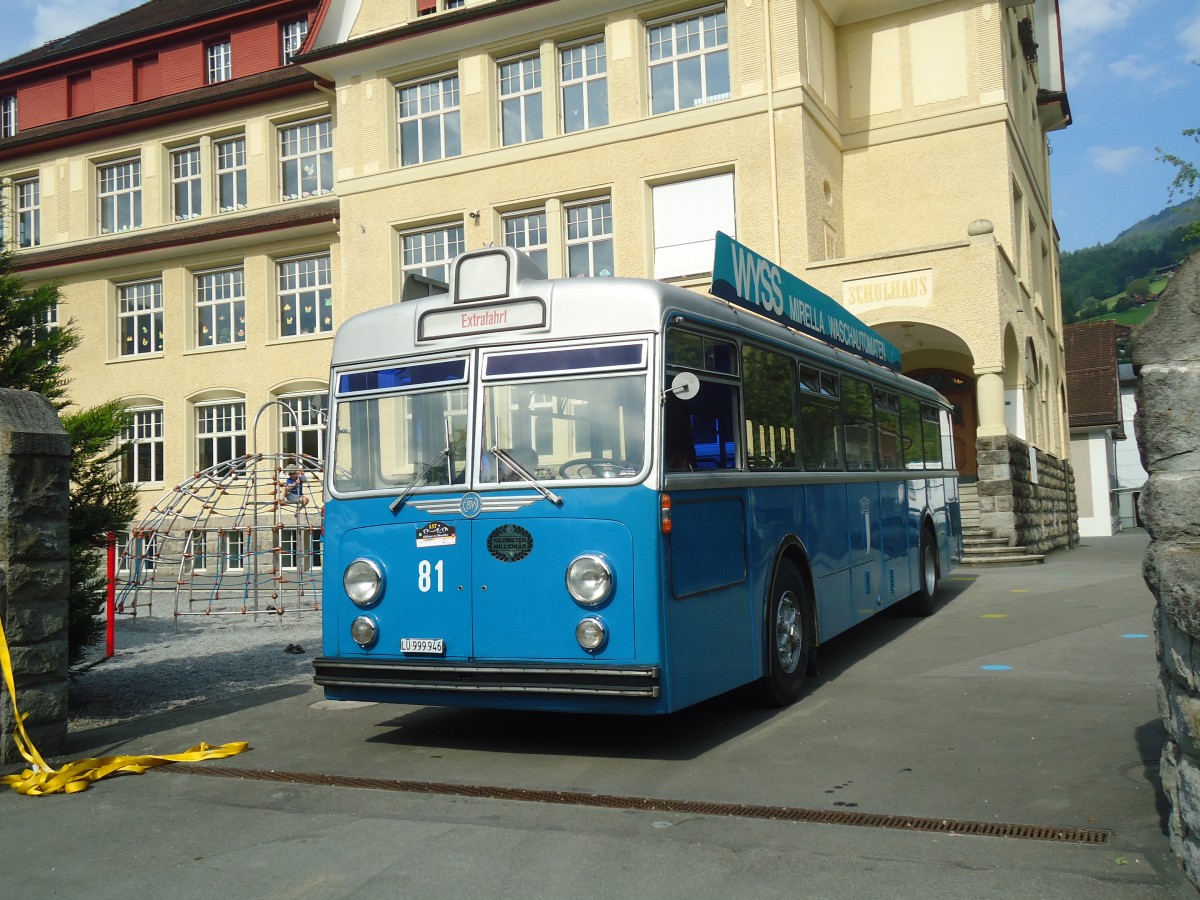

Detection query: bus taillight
xmin=660 ymin=493 xmax=673 ymax=535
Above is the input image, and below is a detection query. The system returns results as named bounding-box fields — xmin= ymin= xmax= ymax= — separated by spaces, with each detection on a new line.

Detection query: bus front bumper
xmin=313 ymin=658 xmax=661 ymax=698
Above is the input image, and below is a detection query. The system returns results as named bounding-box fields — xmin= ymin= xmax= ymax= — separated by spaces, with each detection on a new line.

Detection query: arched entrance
xmin=907 ymin=369 xmax=978 ymax=479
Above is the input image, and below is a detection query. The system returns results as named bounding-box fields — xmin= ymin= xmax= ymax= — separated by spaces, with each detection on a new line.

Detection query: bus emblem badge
xmin=460 ymin=492 xmax=483 ymax=519
xmin=487 ymin=524 xmax=533 ymax=563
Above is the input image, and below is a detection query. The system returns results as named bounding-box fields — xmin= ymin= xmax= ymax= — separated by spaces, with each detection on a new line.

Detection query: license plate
xmin=401 ymin=638 xmax=445 ymax=655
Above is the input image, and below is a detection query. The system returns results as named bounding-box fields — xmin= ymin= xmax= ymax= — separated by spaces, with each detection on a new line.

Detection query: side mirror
xmin=665 ymin=371 xmax=699 ymax=401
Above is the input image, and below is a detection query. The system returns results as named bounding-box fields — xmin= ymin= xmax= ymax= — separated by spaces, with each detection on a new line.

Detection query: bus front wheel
xmin=755 ymin=560 xmax=813 ymax=707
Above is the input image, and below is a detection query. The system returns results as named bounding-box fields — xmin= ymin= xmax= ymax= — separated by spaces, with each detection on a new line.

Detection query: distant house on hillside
xmin=1155 ymin=263 xmax=1181 ymax=278
xmin=1065 ymin=321 xmax=1125 ymax=537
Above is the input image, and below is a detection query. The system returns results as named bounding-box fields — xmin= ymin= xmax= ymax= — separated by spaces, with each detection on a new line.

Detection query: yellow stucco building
xmin=0 ymin=0 xmax=1074 ymax=551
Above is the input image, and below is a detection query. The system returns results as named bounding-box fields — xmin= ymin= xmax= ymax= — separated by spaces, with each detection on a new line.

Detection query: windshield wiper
xmin=489 ymin=446 xmax=563 ymax=506
xmin=389 ymin=448 xmax=450 ymax=513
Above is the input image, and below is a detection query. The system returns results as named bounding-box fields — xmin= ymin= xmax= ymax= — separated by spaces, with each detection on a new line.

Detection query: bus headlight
xmin=344 ymin=558 xmax=384 ymax=607
xmin=565 ymin=554 xmax=613 ymax=606
xmin=576 ymin=616 xmax=607 ymax=651
xmin=350 ymin=615 xmax=378 ymax=647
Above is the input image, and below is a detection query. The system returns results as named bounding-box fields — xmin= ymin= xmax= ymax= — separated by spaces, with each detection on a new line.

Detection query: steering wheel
xmin=558 ymin=458 xmax=627 ymax=479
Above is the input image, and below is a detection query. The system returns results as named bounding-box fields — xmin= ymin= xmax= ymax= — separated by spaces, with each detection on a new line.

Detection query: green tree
xmin=1158 ymin=124 xmax=1200 ymax=239
xmin=0 ymin=240 xmax=138 ymax=662
xmin=1125 ymin=277 xmax=1152 ymax=298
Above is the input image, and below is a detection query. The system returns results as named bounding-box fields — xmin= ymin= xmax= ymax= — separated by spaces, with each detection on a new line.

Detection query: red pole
xmin=106 ymin=531 xmax=116 ymax=658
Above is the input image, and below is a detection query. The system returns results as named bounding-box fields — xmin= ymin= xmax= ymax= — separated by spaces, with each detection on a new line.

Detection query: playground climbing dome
xmin=115 ymin=403 xmax=324 ymax=621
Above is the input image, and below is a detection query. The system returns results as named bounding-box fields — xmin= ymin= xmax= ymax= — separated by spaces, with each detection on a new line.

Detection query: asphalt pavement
xmin=2 ymin=529 xmax=1192 ymax=899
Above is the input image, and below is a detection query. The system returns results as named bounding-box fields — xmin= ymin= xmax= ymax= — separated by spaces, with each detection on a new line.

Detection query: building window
xmin=197 ymin=400 xmax=246 ymax=470
xmin=311 ymin=528 xmax=323 ymax=568
xmin=652 ymin=172 xmax=734 ymax=279
xmin=648 ymin=6 xmax=730 ymax=115
xmin=122 ymin=406 xmax=164 ymax=484
xmin=278 ymin=253 xmax=333 ymax=338
xmin=1 ymin=96 xmax=15 ymax=137
xmin=189 ymin=531 xmax=210 ymax=572
xmin=196 ymin=267 xmax=246 ymax=347
xmin=39 ymin=301 xmax=59 ymax=363
xmin=215 ymin=137 xmax=247 ymax=212
xmin=15 ymin=177 xmax=40 ymax=248
xmin=565 ymin=198 xmax=613 ymax=277
xmin=398 ymin=73 xmax=461 ymax=166
xmin=279 ymin=528 xmax=301 ymax=569
xmin=561 ymin=38 xmax=608 ymax=133
xmin=281 ymin=19 xmax=309 ymax=65
xmin=98 ymin=158 xmax=142 ymax=233
xmin=401 ymin=223 xmax=465 ymax=282
xmin=499 ymin=51 xmax=542 ymax=146
xmin=279 ymin=392 xmax=328 ymax=461
xmin=171 ymin=146 xmax=202 ymax=221
xmin=502 ymin=209 xmax=548 ymax=275
xmin=117 ymin=279 xmax=163 ymax=356
xmin=207 ymin=39 xmax=232 ymax=84
xmin=417 ymin=0 xmax=465 ymax=16
xmin=279 ymin=118 xmax=333 ymax=200
xmin=223 ymin=530 xmax=245 ymax=570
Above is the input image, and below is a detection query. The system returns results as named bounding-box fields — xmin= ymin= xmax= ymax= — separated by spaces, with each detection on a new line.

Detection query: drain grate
xmin=160 ymin=764 xmax=1110 ymax=845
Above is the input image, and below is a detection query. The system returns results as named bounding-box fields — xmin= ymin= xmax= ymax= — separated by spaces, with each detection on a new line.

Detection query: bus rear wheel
xmin=903 ymin=529 xmax=939 ymax=617
xmin=754 ymin=560 xmax=813 ymax=707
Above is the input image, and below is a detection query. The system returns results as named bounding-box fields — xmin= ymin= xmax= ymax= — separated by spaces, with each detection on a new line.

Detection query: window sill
xmin=269 ymin=331 xmax=334 ymax=346
xmin=109 ymin=352 xmax=164 ymax=364
xmin=184 ymin=343 xmax=247 ymax=357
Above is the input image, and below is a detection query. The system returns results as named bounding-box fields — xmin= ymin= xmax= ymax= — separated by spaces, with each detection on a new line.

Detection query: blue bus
xmin=314 ymin=246 xmax=961 ymax=714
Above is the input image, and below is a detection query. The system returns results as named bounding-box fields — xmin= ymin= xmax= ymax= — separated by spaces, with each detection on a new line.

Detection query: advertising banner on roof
xmin=710 ymin=232 xmax=901 ymax=371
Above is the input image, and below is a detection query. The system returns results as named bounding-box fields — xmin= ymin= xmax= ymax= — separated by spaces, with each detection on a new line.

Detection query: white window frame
xmin=648 ymin=5 xmax=730 ymax=115
xmin=0 ymin=95 xmax=15 ymax=137
xmin=207 ymin=39 xmax=232 ymax=84
xmin=171 ymin=145 xmax=203 ymax=221
xmin=417 ymin=0 xmax=465 ymax=17
xmin=222 ymin=530 xmax=246 ymax=572
xmin=15 ymin=177 xmax=39 ymax=248
xmin=499 ymin=51 xmax=543 ymax=146
xmin=652 ymin=172 xmax=735 ymax=279
xmin=560 ymin=37 xmax=608 ymax=133
xmin=117 ymin=279 xmax=163 ymax=357
xmin=122 ymin=405 xmax=164 ymax=484
xmin=195 ymin=266 xmax=246 ymax=347
xmin=279 ymin=118 xmax=333 ymax=201
xmin=279 ymin=392 xmax=328 ymax=461
xmin=277 ymin=252 xmax=333 ymax=338
xmin=215 ymin=136 xmax=247 ymax=212
xmin=397 ymin=72 xmax=462 ymax=166
xmin=502 ymin=209 xmax=548 ymax=275
xmin=281 ymin=19 xmax=309 ymax=65
xmin=196 ymin=400 xmax=246 ymax=470
xmin=98 ymin=157 xmax=142 ymax=234
xmin=189 ymin=530 xmax=211 ymax=573
xmin=564 ymin=198 xmax=614 ymax=277
xmin=401 ymin=223 xmax=465 ymax=283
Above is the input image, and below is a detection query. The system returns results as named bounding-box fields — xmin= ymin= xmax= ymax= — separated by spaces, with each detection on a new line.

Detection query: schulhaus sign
xmin=710 ymin=232 xmax=901 ymax=371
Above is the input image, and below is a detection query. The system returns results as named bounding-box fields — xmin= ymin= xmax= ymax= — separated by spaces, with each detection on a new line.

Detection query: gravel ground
xmin=68 ymin=612 xmax=323 ymax=731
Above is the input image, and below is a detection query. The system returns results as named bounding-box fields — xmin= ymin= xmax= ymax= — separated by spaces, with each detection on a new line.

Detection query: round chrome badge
xmin=460 ymin=492 xmax=483 ymax=519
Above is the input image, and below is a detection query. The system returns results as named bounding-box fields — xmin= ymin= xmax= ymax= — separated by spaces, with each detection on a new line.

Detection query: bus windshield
xmin=479 ymin=372 xmax=647 ymax=483
xmin=333 ymin=385 xmax=469 ymax=493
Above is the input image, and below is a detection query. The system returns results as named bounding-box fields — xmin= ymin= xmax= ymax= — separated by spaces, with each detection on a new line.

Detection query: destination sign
xmin=710 ymin=232 xmax=901 ymax=370
xmin=419 ymin=297 xmax=545 ymax=341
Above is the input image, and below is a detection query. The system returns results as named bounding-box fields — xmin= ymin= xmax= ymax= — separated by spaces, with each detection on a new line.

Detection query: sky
xmin=0 ymin=0 xmax=1198 ymax=253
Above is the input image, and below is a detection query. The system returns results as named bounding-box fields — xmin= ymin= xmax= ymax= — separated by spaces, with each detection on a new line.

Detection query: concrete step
xmin=960 ymin=553 xmax=1045 ymax=567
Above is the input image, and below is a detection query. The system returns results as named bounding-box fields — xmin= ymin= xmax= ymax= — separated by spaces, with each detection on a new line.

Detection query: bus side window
xmin=663 ymin=374 xmax=740 ymax=470
xmin=842 ymin=377 xmax=876 ymax=471
xmin=900 ymin=395 xmax=923 ymax=470
xmin=664 ymin=394 xmax=695 ymax=470
xmin=743 ymin=344 xmax=798 ymax=470
xmin=799 ymin=365 xmax=842 ymax=470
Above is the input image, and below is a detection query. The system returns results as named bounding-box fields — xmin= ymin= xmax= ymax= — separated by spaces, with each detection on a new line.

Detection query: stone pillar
xmin=0 ymin=389 xmax=71 ymax=765
xmin=974 ymin=368 xmax=1007 ymax=436
xmin=1136 ymin=253 xmax=1200 ymax=885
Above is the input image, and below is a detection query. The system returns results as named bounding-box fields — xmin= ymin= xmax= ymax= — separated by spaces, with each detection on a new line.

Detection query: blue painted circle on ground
xmin=980 ymin=664 xmax=1012 ymax=671
xmin=1122 ymin=633 xmax=1149 ymax=639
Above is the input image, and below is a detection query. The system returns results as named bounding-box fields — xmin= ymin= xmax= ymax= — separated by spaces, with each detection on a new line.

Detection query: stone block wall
xmin=1138 ymin=252 xmax=1200 ymax=886
xmin=0 ymin=389 xmax=70 ymax=765
xmin=976 ymin=433 xmax=1078 ymax=553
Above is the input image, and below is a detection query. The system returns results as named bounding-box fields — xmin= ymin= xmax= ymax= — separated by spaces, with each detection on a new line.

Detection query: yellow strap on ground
xmin=0 ymin=610 xmax=249 ymax=795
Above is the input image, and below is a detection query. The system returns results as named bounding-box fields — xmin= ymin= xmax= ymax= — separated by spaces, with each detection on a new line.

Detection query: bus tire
xmin=754 ymin=560 xmax=813 ymax=707
xmin=905 ymin=529 xmax=939 ymax=617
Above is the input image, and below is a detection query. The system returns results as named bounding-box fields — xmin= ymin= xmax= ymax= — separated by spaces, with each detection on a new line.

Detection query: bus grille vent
xmin=864 ymin=571 xmax=871 ymax=596
xmin=889 ymin=568 xmax=896 ymax=595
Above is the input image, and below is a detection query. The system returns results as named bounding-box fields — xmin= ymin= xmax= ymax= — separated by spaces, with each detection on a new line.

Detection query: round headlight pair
xmin=565 ymin=554 xmax=613 ymax=607
xmin=344 ymin=558 xmax=383 ymax=607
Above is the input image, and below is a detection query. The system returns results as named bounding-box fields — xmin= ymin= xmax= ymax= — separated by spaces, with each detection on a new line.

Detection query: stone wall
xmin=0 ymin=389 xmax=70 ymax=765
xmin=1138 ymin=253 xmax=1200 ymax=885
xmin=976 ymin=433 xmax=1078 ymax=553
